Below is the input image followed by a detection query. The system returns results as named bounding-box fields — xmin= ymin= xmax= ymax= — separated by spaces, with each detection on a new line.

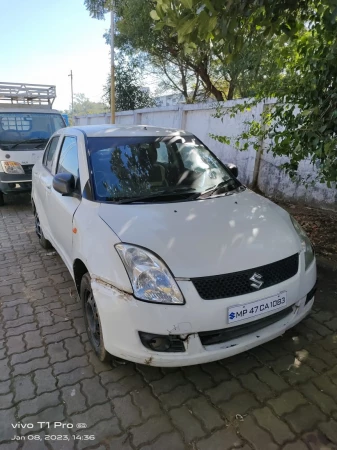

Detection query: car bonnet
xmin=98 ymin=189 xmax=300 ymax=278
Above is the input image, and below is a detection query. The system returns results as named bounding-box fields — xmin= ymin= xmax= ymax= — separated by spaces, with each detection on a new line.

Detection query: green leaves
xmin=198 ymin=10 xmax=212 ymax=35
xmin=150 ymin=10 xmax=160 ymax=20
xmin=178 ymin=17 xmax=197 ymax=40
xmin=208 ymin=16 xmax=218 ymax=32
xmin=180 ymin=0 xmax=193 ymax=9
xmin=210 ymin=133 xmax=231 ymax=145
xmin=84 ymin=0 xmax=114 ymax=19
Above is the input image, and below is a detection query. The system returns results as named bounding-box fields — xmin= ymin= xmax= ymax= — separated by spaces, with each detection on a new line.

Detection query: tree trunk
xmin=194 ymin=63 xmax=224 ymax=101
xmin=227 ymin=80 xmax=236 ymax=100
xmin=164 ymin=44 xmax=224 ymax=101
xmin=191 ymin=74 xmax=200 ymax=103
xmin=179 ymin=63 xmax=189 ymax=102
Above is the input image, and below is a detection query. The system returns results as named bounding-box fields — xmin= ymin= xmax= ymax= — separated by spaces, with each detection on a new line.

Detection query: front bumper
xmin=92 ymin=255 xmax=317 ymax=367
xmin=0 ymin=172 xmax=32 ymax=193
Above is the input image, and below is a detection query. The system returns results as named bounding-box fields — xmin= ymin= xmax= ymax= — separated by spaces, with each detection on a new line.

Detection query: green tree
xmin=84 ymin=0 xmax=113 ymax=19
xmin=72 ymin=93 xmax=108 ymax=115
xmin=104 ymin=0 xmax=208 ymax=102
xmin=85 ymin=0 xmax=282 ymax=102
xmin=85 ymin=0 xmax=337 ymax=183
xmin=86 ymin=0 xmax=232 ymax=101
xmin=152 ymin=0 xmax=337 ymax=184
xmin=111 ymin=0 xmax=283 ymax=101
xmin=103 ymin=53 xmax=157 ymax=111
xmin=62 ymin=93 xmax=109 ymax=124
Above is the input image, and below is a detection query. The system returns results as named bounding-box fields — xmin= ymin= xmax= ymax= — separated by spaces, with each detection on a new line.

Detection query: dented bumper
xmin=91 ymin=257 xmax=316 ymax=367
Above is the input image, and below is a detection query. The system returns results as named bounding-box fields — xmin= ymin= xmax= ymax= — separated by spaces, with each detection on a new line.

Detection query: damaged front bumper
xmin=91 ymin=257 xmax=316 ymax=367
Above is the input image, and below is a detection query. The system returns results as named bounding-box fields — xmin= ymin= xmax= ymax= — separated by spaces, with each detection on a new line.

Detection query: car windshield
xmin=0 ymin=112 xmax=65 ymax=150
xmin=87 ymin=135 xmax=241 ymax=203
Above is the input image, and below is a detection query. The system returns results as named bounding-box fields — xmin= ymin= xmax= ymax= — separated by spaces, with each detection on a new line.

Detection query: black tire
xmin=80 ymin=273 xmax=110 ymax=363
xmin=34 ymin=211 xmax=52 ymax=249
xmin=0 ymin=192 xmax=4 ymax=207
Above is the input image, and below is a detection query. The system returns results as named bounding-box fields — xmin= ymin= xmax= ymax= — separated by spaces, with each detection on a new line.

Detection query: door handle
xmin=46 ymin=185 xmax=51 ymax=190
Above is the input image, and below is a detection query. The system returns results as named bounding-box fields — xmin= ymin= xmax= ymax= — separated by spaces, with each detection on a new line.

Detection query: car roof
xmin=70 ymin=124 xmax=192 ymax=138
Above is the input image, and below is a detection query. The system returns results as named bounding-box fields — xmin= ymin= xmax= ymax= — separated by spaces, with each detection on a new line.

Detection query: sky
xmin=1 ymin=0 xmax=111 ymax=111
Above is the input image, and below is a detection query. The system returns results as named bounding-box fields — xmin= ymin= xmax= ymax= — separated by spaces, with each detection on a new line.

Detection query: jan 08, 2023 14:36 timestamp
xmin=11 ymin=421 xmax=95 ymax=442
xmin=12 ymin=435 xmax=96 ymax=442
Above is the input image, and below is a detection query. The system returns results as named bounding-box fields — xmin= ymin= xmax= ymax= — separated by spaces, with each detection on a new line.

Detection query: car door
xmin=47 ymin=135 xmax=81 ymax=271
xmin=35 ymin=135 xmax=61 ymax=237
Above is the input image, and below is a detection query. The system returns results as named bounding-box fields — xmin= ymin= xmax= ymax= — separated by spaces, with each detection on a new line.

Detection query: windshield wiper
xmin=197 ymin=179 xmax=241 ymax=199
xmin=10 ymin=138 xmax=48 ymax=150
xmin=111 ymin=186 xmax=197 ymax=204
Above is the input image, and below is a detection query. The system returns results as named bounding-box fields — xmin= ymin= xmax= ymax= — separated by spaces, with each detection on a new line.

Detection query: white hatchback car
xmin=32 ymin=125 xmax=317 ymax=366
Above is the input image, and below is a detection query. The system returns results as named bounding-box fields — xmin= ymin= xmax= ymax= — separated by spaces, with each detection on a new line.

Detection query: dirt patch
xmin=274 ymin=199 xmax=337 ymax=264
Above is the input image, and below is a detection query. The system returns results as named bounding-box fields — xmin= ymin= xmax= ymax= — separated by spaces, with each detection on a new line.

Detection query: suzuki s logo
xmin=250 ymin=272 xmax=264 ymax=289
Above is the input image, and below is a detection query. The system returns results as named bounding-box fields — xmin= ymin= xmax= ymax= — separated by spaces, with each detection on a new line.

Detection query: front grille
xmin=199 ymin=305 xmax=294 ymax=346
xmin=192 ymin=254 xmax=299 ymax=300
xmin=22 ymin=164 xmax=34 ymax=175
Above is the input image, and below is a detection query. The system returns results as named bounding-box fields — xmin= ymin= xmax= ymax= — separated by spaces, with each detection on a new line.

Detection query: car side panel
xmin=72 ymin=198 xmax=132 ymax=293
xmin=33 ymin=135 xmax=63 ymax=240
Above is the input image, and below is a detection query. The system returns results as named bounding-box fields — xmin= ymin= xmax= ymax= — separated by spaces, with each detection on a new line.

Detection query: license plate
xmin=228 ymin=291 xmax=287 ymax=324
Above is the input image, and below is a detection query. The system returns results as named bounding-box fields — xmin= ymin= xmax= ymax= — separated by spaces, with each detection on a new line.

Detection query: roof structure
xmin=0 ymin=82 xmax=56 ymax=107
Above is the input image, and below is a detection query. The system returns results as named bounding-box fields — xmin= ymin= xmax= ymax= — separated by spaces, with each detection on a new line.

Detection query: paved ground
xmin=0 ymin=194 xmax=337 ymax=450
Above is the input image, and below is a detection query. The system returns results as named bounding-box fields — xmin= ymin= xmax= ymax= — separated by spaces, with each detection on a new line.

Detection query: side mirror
xmin=53 ymin=173 xmax=75 ymax=195
xmin=226 ymin=163 xmax=238 ymax=178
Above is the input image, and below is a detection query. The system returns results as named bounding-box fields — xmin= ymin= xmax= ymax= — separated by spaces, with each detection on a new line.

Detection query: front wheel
xmin=80 ymin=273 xmax=110 ymax=363
xmin=34 ymin=211 xmax=52 ymax=249
xmin=0 ymin=192 xmax=4 ymax=207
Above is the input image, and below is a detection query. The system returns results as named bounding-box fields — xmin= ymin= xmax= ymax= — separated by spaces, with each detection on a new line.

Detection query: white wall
xmin=74 ymin=100 xmax=337 ymax=211
xmin=257 ymin=101 xmax=337 ymax=209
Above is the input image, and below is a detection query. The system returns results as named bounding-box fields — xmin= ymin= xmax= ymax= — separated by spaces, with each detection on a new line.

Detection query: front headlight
xmin=290 ymin=216 xmax=314 ymax=270
xmin=1 ymin=161 xmax=25 ymax=174
xmin=115 ymin=244 xmax=184 ymax=305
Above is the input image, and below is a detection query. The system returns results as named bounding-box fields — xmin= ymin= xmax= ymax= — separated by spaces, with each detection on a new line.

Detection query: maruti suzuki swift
xmin=32 ymin=125 xmax=317 ymax=366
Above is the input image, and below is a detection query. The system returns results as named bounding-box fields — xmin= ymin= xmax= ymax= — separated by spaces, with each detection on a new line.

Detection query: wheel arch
xmin=73 ymin=259 xmax=89 ymax=294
